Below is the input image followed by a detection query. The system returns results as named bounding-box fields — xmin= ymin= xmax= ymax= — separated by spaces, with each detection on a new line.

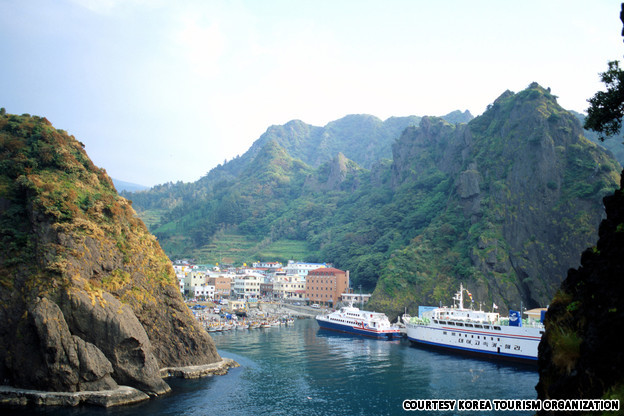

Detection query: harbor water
xmin=5 ymin=318 xmax=538 ymax=416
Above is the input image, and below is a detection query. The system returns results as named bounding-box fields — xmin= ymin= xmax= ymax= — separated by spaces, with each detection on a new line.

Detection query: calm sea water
xmin=5 ymin=318 xmax=538 ymax=416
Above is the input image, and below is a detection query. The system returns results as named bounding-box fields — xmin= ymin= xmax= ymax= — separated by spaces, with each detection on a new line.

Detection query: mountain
xmin=368 ymin=84 xmax=621 ymax=317
xmin=112 ymin=178 xmax=149 ymax=192
xmin=126 ymin=84 xmax=620 ymax=317
xmin=570 ymin=110 xmax=624 ymax=167
xmin=0 ymin=112 xmax=223 ymax=403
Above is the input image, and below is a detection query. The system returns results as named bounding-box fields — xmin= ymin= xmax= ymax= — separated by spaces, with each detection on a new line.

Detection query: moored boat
xmin=405 ymin=284 xmax=545 ymax=364
xmin=316 ymin=306 xmax=402 ymax=339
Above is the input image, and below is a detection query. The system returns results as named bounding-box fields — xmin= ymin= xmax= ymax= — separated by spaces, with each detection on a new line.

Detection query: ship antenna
xmin=459 ymin=282 xmax=464 ymax=310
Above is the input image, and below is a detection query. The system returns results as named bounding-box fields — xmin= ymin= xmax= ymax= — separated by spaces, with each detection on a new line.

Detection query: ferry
xmin=405 ymin=284 xmax=545 ymax=363
xmin=316 ymin=305 xmax=402 ymax=339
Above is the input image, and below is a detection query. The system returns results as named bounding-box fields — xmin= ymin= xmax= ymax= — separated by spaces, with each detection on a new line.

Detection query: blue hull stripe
xmin=317 ymin=318 xmax=400 ymax=339
xmin=408 ymin=337 xmax=537 ymax=362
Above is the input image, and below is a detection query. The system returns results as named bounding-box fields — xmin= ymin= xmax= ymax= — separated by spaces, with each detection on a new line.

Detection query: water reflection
xmin=2 ymin=318 xmax=539 ymax=416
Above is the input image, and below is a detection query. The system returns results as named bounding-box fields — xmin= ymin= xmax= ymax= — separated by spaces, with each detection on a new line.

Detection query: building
xmin=273 ymin=275 xmax=306 ymax=300
xmin=233 ymin=273 xmax=265 ymax=299
xmin=260 ymin=281 xmax=274 ymax=298
xmin=189 ymin=284 xmax=215 ymax=299
xmin=207 ymin=276 xmax=232 ymax=299
xmin=284 ymin=260 xmax=327 ymax=276
xmin=184 ymin=271 xmax=208 ymax=297
xmin=306 ymin=267 xmax=349 ymax=307
xmin=252 ymin=261 xmax=283 ymax=270
xmin=341 ymin=293 xmax=371 ymax=306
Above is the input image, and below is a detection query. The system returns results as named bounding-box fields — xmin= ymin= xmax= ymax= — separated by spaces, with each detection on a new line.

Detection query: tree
xmin=584 ymin=60 xmax=624 ymax=140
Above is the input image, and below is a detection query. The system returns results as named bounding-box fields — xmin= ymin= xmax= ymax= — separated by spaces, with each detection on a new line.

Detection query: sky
xmin=1 ymin=0 xmax=623 ymax=187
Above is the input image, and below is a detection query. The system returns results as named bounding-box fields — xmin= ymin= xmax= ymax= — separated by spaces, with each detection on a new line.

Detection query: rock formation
xmin=370 ymin=84 xmax=621 ymax=318
xmin=0 ymin=112 xmax=223 ymax=404
xmin=536 ymin=170 xmax=624 ymax=413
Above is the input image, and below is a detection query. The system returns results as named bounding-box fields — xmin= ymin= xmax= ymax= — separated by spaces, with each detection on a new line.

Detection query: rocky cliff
xmin=0 ymin=113 xmax=221 ymax=401
xmin=369 ymin=84 xmax=622 ymax=317
xmin=536 ymin=171 xmax=624 ymax=413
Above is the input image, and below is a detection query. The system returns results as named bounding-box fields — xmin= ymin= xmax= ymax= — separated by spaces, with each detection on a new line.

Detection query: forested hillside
xmin=126 ymin=84 xmax=620 ymax=315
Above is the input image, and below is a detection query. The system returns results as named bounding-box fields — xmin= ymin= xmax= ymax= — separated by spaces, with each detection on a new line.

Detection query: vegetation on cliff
xmin=536 ymin=174 xmax=624 ymax=410
xmin=536 ymin=41 xmax=624 ymax=411
xmin=0 ymin=112 xmax=220 ymax=396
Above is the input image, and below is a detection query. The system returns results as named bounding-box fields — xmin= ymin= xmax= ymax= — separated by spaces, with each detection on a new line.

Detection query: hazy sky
xmin=1 ymin=0 xmax=622 ymax=187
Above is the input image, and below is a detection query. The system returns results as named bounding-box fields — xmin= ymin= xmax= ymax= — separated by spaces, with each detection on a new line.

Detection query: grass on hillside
xmin=190 ymin=231 xmax=314 ymax=265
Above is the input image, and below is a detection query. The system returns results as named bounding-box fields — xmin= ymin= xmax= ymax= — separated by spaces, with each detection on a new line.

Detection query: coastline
xmin=0 ymin=358 xmax=239 ymax=408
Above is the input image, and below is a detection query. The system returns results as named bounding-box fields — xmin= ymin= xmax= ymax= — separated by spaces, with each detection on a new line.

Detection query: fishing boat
xmin=405 ymin=284 xmax=545 ymax=364
xmin=316 ymin=305 xmax=402 ymax=339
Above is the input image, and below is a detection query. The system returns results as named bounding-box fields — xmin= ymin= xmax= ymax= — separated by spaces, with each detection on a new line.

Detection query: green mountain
xmin=570 ymin=110 xmax=624 ymax=167
xmin=369 ymin=84 xmax=621 ymax=317
xmin=127 ymin=84 xmax=620 ymax=316
xmin=112 ymin=178 xmax=149 ymax=192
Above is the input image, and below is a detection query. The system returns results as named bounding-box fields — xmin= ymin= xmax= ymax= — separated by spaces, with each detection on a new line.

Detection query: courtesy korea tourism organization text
xmin=402 ymin=398 xmax=620 ymax=412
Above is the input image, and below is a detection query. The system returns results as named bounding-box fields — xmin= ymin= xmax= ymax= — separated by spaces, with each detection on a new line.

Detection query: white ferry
xmin=405 ymin=284 xmax=545 ymax=363
xmin=316 ymin=306 xmax=402 ymax=339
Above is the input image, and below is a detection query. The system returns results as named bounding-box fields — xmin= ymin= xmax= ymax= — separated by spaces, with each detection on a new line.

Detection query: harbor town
xmin=175 ymin=259 xmax=375 ymax=332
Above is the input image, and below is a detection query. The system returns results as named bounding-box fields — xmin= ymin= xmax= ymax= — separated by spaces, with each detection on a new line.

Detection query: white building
xmin=190 ymin=284 xmax=215 ymax=299
xmin=184 ymin=271 xmax=208 ymax=297
xmin=233 ymin=273 xmax=265 ymax=299
xmin=341 ymin=293 xmax=371 ymax=306
xmin=273 ymin=274 xmax=306 ymax=300
xmin=252 ymin=261 xmax=283 ymax=270
xmin=284 ymin=261 xmax=327 ymax=276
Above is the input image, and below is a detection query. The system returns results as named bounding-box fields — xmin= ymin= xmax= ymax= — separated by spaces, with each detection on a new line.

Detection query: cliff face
xmin=369 ymin=84 xmax=621 ymax=317
xmin=0 ymin=113 xmax=220 ymax=396
xmin=536 ymin=172 xmax=624 ymax=411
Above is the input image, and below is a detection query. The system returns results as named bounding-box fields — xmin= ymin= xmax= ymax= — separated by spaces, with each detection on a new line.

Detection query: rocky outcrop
xmin=305 ymin=152 xmax=362 ymax=191
xmin=9 ymin=297 xmax=117 ymax=393
xmin=0 ymin=112 xmax=226 ymax=405
xmin=536 ymin=171 xmax=624 ymax=413
xmin=370 ymin=84 xmax=621 ymax=317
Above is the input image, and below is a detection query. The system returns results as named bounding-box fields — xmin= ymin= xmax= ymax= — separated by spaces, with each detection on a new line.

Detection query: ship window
xmin=465 ymin=324 xmax=473 ymax=327
xmin=456 ymin=323 xmax=464 ymax=327
xmin=443 ymin=331 xmax=447 ymax=335
xmin=493 ymin=326 xmax=501 ymax=330
xmin=474 ymin=325 xmax=483 ymax=329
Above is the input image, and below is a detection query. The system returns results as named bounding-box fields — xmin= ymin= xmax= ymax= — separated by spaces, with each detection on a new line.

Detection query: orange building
xmin=207 ymin=276 xmax=231 ymax=299
xmin=306 ymin=267 xmax=349 ymax=307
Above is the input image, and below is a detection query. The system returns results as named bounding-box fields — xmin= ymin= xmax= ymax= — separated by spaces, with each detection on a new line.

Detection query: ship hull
xmin=406 ymin=323 xmax=541 ymax=364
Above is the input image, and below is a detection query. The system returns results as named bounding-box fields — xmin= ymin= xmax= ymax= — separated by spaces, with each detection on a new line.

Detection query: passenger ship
xmin=316 ymin=305 xmax=402 ymax=339
xmin=405 ymin=284 xmax=545 ymax=363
